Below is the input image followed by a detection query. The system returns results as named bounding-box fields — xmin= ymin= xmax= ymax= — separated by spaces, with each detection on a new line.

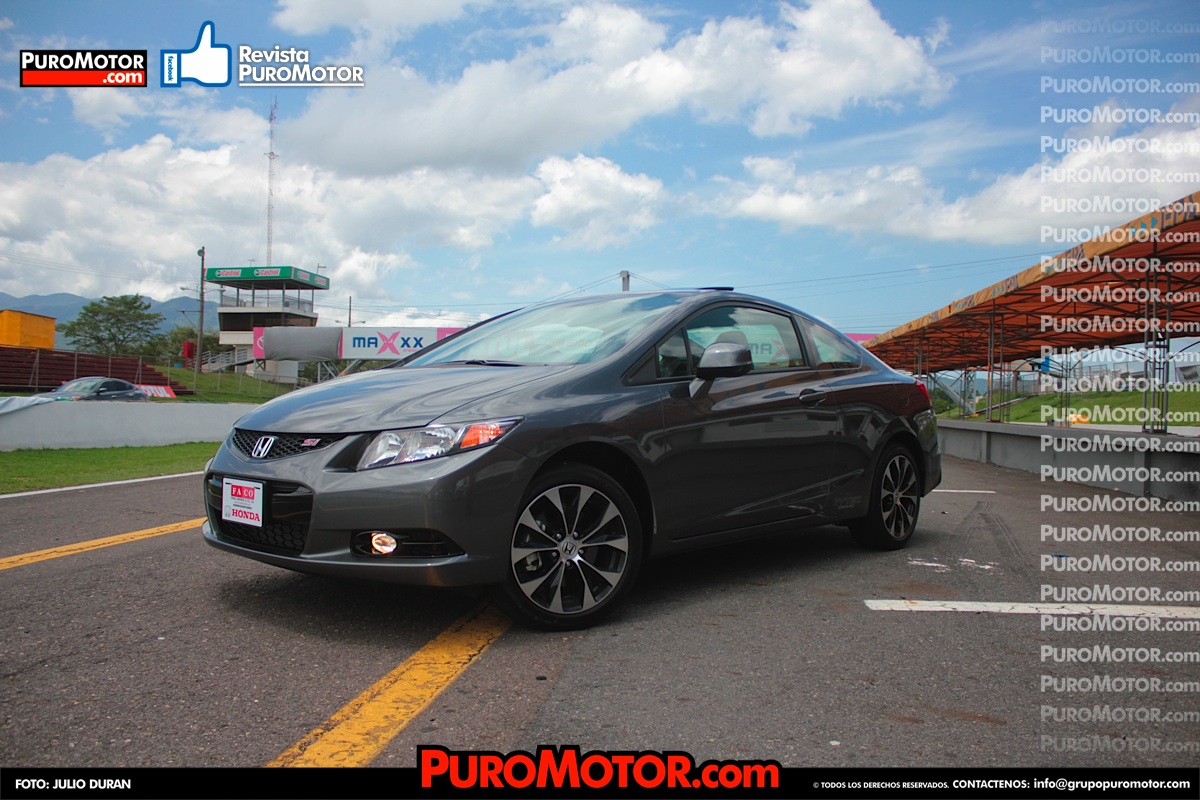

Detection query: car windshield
xmin=405 ymin=294 xmax=683 ymax=366
xmin=56 ymin=378 xmax=104 ymax=392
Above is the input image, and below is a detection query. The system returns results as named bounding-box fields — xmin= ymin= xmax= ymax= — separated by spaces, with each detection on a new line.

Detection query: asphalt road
xmin=1 ymin=455 xmax=1198 ymax=773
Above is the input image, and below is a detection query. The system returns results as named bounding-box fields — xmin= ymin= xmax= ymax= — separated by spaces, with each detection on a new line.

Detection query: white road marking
xmin=865 ymin=600 xmax=1200 ymax=618
xmin=932 ymin=489 xmax=996 ymax=494
xmin=0 ymin=472 xmax=204 ymax=500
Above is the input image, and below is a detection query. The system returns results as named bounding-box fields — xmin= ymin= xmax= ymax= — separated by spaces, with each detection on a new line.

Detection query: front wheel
xmin=495 ymin=464 xmax=642 ymax=630
xmin=848 ymin=445 xmax=921 ymax=550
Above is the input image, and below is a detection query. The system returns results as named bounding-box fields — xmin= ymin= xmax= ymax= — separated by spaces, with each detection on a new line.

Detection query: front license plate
xmin=222 ymin=477 xmax=264 ymax=527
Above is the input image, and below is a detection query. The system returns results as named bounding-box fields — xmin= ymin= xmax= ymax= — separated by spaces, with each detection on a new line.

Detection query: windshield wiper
xmin=439 ymin=359 xmax=527 ymax=367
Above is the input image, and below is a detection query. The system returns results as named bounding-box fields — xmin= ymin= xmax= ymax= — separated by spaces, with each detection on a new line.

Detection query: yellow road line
xmin=268 ymin=603 xmax=512 ymax=768
xmin=0 ymin=517 xmax=206 ymax=572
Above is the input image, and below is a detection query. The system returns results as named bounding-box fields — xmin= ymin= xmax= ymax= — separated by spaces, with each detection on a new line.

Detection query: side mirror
xmin=696 ymin=342 xmax=753 ymax=380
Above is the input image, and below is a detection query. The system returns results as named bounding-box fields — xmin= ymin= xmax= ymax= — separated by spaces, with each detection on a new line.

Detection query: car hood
xmin=33 ymin=391 xmax=87 ymax=400
xmin=231 ymin=365 xmax=571 ymax=433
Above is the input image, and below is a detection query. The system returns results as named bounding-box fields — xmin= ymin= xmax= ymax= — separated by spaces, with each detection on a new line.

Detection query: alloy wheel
xmin=510 ymin=483 xmax=630 ymax=616
xmin=879 ymin=453 xmax=919 ymax=540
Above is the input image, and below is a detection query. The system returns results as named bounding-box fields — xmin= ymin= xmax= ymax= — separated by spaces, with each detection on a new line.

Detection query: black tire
xmin=848 ymin=444 xmax=921 ymax=551
xmin=495 ymin=464 xmax=643 ymax=630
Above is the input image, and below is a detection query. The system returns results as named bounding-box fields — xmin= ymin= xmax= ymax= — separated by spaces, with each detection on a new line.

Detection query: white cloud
xmin=532 ymin=154 xmax=663 ymax=249
xmin=313 ymin=166 xmax=540 ymax=253
xmin=925 ymin=17 xmax=950 ymax=53
xmin=351 ymin=307 xmax=490 ymax=330
xmin=287 ymin=1 xmax=949 ymax=175
xmin=286 ymin=8 xmax=674 ymax=175
xmin=507 ymin=274 xmax=576 ymax=299
xmin=330 ymin=247 xmax=414 ymax=290
xmin=272 ymin=0 xmax=494 ymax=65
xmin=932 ymin=19 xmax=1050 ymax=75
xmin=547 ymin=4 xmax=667 ymax=66
xmin=0 ymin=2 xmax=960 ymax=307
xmin=0 ymin=131 xmax=535 ymax=301
xmin=672 ymin=0 xmax=950 ymax=136
xmin=0 ymin=135 xmax=269 ymax=300
xmin=67 ymin=88 xmax=152 ymax=133
xmin=729 ymin=159 xmax=949 ymax=235
xmin=272 ymin=0 xmax=483 ymax=36
xmin=788 ymin=114 xmax=1025 ymax=172
xmin=65 ymin=86 xmax=272 ymax=151
xmin=723 ymin=114 xmax=1200 ymax=245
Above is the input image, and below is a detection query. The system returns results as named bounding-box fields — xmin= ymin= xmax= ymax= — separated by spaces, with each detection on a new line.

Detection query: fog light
xmin=369 ymin=531 xmax=398 ymax=555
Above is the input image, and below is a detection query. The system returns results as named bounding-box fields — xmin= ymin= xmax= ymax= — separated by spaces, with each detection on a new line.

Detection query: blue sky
xmin=2 ymin=0 xmax=1199 ymax=335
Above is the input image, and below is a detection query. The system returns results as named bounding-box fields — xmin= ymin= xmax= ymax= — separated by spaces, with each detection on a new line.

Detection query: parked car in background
xmin=35 ymin=376 xmax=150 ymax=401
xmin=202 ymin=290 xmax=941 ymax=629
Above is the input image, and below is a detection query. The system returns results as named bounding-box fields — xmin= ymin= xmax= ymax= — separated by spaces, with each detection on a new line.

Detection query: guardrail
xmin=0 ymin=401 xmax=255 ymax=451
xmin=938 ymin=419 xmax=1200 ymax=503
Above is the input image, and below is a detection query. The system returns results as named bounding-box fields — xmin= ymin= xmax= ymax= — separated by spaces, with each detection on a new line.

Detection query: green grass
xmin=0 ymin=441 xmax=219 ymax=494
xmin=940 ymin=390 xmax=1200 ymax=424
xmin=3 ymin=367 xmax=297 ymax=404
xmin=159 ymin=366 xmax=295 ymax=403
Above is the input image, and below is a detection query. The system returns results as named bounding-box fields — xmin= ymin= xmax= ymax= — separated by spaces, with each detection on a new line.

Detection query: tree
xmin=56 ymin=295 xmax=165 ymax=355
xmin=142 ymin=324 xmax=222 ymax=360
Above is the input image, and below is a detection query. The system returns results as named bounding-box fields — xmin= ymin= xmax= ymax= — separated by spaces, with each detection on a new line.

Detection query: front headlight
xmin=357 ymin=418 xmax=522 ymax=470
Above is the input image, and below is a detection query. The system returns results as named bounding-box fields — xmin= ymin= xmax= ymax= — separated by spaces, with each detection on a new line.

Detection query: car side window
xmin=801 ymin=319 xmax=863 ymax=370
xmin=654 ymin=306 xmax=806 ymax=377
xmin=688 ymin=306 xmax=806 ymax=371
xmin=655 ymin=329 xmax=693 ymax=378
xmin=101 ymin=380 xmax=125 ymax=392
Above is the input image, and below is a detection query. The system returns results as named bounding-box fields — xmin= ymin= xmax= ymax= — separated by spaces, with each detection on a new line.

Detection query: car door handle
xmin=798 ymin=390 xmax=826 ymax=406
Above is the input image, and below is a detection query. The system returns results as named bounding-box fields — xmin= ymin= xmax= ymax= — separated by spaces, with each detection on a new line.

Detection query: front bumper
xmin=202 ymin=434 xmax=539 ymax=588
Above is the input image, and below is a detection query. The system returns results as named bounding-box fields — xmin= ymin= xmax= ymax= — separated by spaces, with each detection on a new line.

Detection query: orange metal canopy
xmin=865 ymin=191 xmax=1200 ymax=372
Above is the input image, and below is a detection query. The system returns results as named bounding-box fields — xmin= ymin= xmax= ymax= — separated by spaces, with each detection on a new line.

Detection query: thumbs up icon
xmin=161 ymin=22 xmax=231 ymax=87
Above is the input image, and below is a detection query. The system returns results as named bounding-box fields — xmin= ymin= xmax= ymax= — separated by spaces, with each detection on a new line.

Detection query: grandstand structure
xmin=865 ymin=190 xmax=1200 ymax=433
xmin=0 ymin=344 xmax=191 ymax=395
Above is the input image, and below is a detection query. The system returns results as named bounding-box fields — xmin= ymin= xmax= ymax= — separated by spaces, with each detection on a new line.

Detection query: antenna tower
xmin=266 ymin=98 xmax=277 ymax=266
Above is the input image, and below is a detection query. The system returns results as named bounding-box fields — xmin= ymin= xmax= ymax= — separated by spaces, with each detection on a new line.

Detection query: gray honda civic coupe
xmin=202 ymin=289 xmax=941 ymax=629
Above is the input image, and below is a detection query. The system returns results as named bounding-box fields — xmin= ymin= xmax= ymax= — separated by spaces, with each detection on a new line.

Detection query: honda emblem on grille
xmin=252 ymin=436 xmax=277 ymax=459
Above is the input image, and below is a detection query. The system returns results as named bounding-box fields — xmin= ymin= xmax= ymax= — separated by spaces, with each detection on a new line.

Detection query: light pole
xmin=195 ymin=247 xmax=206 ymax=390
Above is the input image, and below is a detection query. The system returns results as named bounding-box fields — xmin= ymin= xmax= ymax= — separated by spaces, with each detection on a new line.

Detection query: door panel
xmin=653 ymin=368 xmax=842 ymax=539
xmin=644 ymin=304 xmax=845 ymax=540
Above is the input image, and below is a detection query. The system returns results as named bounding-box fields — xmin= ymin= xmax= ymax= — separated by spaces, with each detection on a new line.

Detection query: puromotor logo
xmin=20 ymin=22 xmax=363 ymax=91
xmin=19 ymin=49 xmax=147 ymax=87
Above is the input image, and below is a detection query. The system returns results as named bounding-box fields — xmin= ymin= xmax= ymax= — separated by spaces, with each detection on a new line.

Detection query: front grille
xmin=205 ymin=475 xmax=313 ymax=555
xmin=218 ymin=518 xmax=309 ymax=553
xmin=231 ymin=429 xmax=346 ymax=460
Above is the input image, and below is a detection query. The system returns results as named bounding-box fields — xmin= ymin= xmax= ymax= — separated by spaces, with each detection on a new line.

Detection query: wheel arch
xmin=537 ymin=441 xmax=656 ymax=558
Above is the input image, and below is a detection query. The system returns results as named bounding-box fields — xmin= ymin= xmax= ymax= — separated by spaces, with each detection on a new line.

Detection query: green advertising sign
xmin=204 ymin=266 xmax=329 ymax=289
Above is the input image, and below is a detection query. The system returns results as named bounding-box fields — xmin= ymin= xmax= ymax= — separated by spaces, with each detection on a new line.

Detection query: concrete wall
xmin=0 ymin=402 xmax=255 ymax=451
xmin=938 ymin=419 xmax=1200 ymax=503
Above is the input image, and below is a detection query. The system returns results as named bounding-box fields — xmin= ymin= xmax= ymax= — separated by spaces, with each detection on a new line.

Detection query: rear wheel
xmin=495 ymin=464 xmax=642 ymax=630
xmin=848 ymin=445 xmax=920 ymax=550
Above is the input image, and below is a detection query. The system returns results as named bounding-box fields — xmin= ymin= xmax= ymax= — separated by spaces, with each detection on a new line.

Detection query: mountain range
xmin=0 ymin=292 xmax=219 ymax=348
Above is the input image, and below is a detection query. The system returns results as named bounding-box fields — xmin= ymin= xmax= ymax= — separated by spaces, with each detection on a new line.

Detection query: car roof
xmin=532 ymin=288 xmax=800 ymax=311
